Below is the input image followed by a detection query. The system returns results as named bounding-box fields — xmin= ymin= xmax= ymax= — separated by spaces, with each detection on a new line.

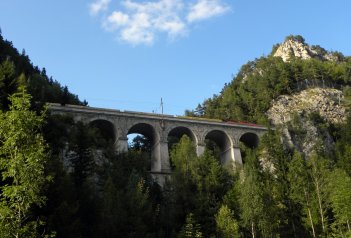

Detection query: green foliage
xmin=0 ymin=32 xmax=85 ymax=110
xmin=285 ymin=35 xmax=306 ymax=43
xmin=307 ymin=154 xmax=331 ymax=235
xmin=41 ymin=113 xmax=159 ymax=237
xmin=161 ymin=136 xmax=232 ymax=236
xmin=287 ymin=151 xmax=333 ymax=237
xmin=310 ymin=45 xmax=328 ymax=56
xmin=0 ymin=60 xmax=16 ymax=110
xmin=178 ymin=213 xmax=203 ymax=238
xmin=236 ymin=149 xmax=281 ymax=237
xmin=328 ymin=169 xmax=351 ymax=236
xmin=215 ymin=205 xmax=239 ymax=238
xmin=170 ymin=135 xmax=197 ymax=173
xmin=200 ymin=54 xmax=351 ymax=123
xmin=129 ymin=134 xmax=152 ymax=153
xmin=288 ymin=151 xmax=317 ymax=237
xmin=1 ymin=32 xmax=349 ymax=238
xmin=335 ymin=114 xmax=351 ymax=175
xmin=0 ymin=88 xmax=50 ymax=237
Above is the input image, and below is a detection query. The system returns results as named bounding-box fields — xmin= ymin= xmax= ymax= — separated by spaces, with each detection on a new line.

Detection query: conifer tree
xmin=178 ymin=213 xmax=203 ymax=238
xmin=0 ymin=60 xmax=16 ymax=110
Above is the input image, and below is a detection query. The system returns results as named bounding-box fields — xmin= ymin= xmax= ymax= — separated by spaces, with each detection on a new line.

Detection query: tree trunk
xmin=304 ymin=188 xmax=316 ymax=238
xmin=314 ymin=178 xmax=326 ymax=233
xmin=307 ymin=208 xmax=316 ymax=238
xmin=251 ymin=221 xmax=255 ymax=238
xmin=292 ymin=220 xmax=297 ymax=238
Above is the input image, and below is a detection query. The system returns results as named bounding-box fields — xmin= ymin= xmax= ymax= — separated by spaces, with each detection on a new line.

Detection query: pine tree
xmin=0 ymin=60 xmax=16 ymax=110
xmin=178 ymin=213 xmax=203 ymax=238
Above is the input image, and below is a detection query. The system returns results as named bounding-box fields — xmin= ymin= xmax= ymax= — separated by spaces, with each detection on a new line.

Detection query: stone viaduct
xmin=48 ymin=103 xmax=267 ymax=183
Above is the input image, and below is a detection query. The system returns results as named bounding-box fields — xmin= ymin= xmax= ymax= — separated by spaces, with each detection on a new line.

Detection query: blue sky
xmin=0 ymin=0 xmax=351 ymax=115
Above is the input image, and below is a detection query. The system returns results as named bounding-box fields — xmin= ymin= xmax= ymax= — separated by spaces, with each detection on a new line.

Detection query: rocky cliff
xmin=267 ymin=88 xmax=346 ymax=125
xmin=273 ymin=36 xmax=339 ymax=62
xmin=266 ymin=87 xmax=347 ymax=157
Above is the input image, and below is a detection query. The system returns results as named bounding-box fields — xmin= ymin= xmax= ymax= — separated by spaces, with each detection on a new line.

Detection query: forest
xmin=0 ymin=33 xmax=351 ymax=238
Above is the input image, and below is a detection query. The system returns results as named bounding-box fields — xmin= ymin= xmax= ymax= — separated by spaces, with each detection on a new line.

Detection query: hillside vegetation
xmin=190 ymin=35 xmax=351 ymax=125
xmin=0 ymin=34 xmax=351 ymax=238
xmin=0 ymin=32 xmax=85 ymax=111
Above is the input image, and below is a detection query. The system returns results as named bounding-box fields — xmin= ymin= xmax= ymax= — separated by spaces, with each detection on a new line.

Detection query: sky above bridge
xmin=1 ymin=0 xmax=351 ymax=115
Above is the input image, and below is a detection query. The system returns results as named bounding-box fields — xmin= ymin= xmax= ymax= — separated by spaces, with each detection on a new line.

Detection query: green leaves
xmin=215 ymin=205 xmax=239 ymax=238
xmin=166 ymin=136 xmax=232 ymax=236
xmin=0 ymin=88 xmax=49 ymax=237
xmin=202 ymin=54 xmax=351 ymax=124
xmin=178 ymin=213 xmax=203 ymax=238
xmin=328 ymin=169 xmax=351 ymax=236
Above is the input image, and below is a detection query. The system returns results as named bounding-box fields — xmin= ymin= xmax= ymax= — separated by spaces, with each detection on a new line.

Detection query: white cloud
xmin=156 ymin=18 xmax=185 ymax=37
xmin=104 ymin=11 xmax=130 ymax=31
xmin=89 ymin=0 xmax=111 ymax=16
xmin=90 ymin=0 xmax=230 ymax=45
xmin=187 ymin=0 xmax=230 ymax=23
xmin=120 ymin=13 xmax=153 ymax=45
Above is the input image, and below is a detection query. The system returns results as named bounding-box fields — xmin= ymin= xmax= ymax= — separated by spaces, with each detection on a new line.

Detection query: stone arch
xmin=167 ymin=126 xmax=197 ymax=168
xmin=167 ymin=126 xmax=197 ymax=147
xmin=128 ymin=122 xmax=158 ymax=143
xmin=89 ymin=119 xmax=116 ymax=146
xmin=205 ymin=129 xmax=233 ymax=166
xmin=239 ymin=132 xmax=260 ymax=149
xmin=127 ymin=122 xmax=163 ymax=173
xmin=87 ymin=116 xmax=114 ymax=125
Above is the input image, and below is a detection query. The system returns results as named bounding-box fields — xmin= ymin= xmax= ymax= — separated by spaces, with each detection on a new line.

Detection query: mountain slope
xmin=196 ymin=35 xmax=351 ymax=125
xmin=0 ymin=32 xmax=85 ymax=110
xmin=190 ymin=35 xmax=351 ymax=158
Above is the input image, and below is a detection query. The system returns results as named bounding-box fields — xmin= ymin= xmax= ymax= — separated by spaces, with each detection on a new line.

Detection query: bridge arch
xmin=88 ymin=119 xmax=116 ymax=147
xmin=205 ymin=129 xmax=233 ymax=166
xmin=126 ymin=122 xmax=165 ymax=173
xmin=167 ymin=126 xmax=197 ymax=168
xmin=128 ymin=122 xmax=159 ymax=143
xmin=167 ymin=126 xmax=197 ymax=148
xmin=239 ymin=132 xmax=260 ymax=149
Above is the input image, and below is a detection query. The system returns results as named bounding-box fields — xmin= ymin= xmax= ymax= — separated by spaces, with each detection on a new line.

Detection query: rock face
xmin=273 ymin=37 xmax=338 ymax=62
xmin=267 ymin=88 xmax=347 ymax=157
xmin=267 ymin=88 xmax=346 ymax=125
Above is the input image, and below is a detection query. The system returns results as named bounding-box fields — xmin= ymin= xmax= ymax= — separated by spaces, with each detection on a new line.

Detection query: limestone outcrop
xmin=267 ymin=88 xmax=347 ymax=157
xmin=273 ymin=37 xmax=339 ymax=62
xmin=267 ymin=88 xmax=346 ymax=125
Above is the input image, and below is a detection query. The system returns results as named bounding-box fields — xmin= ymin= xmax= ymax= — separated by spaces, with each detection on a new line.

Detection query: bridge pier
xmin=196 ymin=143 xmax=206 ymax=157
xmin=233 ymin=146 xmax=243 ymax=164
xmin=116 ymin=137 xmax=128 ymax=152
xmin=151 ymin=139 xmax=171 ymax=185
xmin=220 ymin=146 xmax=243 ymax=168
xmin=220 ymin=146 xmax=234 ymax=167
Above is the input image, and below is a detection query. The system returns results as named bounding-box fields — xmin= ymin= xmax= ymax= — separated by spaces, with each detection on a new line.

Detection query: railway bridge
xmin=48 ymin=103 xmax=267 ymax=184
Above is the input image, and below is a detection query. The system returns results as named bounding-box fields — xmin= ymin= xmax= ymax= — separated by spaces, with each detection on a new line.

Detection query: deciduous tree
xmin=0 ymin=87 xmax=50 ymax=237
